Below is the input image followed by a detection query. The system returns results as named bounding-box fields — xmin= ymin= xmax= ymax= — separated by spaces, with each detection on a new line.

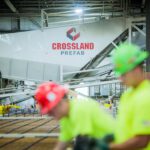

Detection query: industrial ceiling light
xmin=79 ymin=82 xmax=84 ymax=85
xmin=75 ymin=8 xmax=83 ymax=14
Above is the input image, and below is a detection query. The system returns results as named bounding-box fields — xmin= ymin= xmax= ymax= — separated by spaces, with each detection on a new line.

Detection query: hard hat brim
xmin=115 ymin=52 xmax=148 ymax=77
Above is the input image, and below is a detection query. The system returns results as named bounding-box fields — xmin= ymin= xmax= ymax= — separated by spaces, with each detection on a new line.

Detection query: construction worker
xmin=34 ymin=82 xmax=115 ymax=150
xmin=97 ymin=43 xmax=150 ymax=150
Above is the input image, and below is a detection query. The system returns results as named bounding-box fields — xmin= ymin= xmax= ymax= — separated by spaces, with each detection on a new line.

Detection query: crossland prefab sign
xmin=0 ymin=18 xmax=124 ymax=67
xmin=52 ymin=27 xmax=95 ymax=55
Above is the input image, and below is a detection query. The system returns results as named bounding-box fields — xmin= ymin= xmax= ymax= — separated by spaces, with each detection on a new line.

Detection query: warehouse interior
xmin=0 ymin=0 xmax=150 ymax=149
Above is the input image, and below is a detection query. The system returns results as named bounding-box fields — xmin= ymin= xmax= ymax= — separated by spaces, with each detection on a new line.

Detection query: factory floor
xmin=0 ymin=137 xmax=57 ymax=150
xmin=0 ymin=116 xmax=59 ymax=150
xmin=0 ymin=105 xmax=115 ymax=150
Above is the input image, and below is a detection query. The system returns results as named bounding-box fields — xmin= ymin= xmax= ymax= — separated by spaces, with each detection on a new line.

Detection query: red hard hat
xmin=34 ymin=82 xmax=68 ymax=115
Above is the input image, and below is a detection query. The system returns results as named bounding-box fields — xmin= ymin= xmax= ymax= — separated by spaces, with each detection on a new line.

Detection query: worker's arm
xmin=109 ymin=135 xmax=150 ymax=150
xmin=53 ymin=141 xmax=68 ymax=150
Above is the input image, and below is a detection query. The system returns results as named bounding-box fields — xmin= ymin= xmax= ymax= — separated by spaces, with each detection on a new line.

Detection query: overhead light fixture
xmin=75 ymin=8 xmax=83 ymax=14
xmin=79 ymin=82 xmax=84 ymax=85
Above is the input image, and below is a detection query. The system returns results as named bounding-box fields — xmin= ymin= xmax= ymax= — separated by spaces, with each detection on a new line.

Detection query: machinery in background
xmin=0 ymin=104 xmax=21 ymax=115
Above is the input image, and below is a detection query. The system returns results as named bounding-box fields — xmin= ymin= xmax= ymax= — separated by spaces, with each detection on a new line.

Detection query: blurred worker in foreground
xmin=98 ymin=43 xmax=150 ymax=150
xmin=34 ymin=82 xmax=115 ymax=150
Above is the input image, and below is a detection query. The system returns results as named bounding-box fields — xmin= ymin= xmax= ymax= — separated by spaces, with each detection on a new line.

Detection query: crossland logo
xmin=51 ymin=27 xmax=95 ymax=55
xmin=66 ymin=27 xmax=80 ymax=41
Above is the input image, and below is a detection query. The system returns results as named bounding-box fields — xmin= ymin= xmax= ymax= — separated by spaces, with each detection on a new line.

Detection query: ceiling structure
xmin=0 ymin=0 xmax=145 ymax=16
xmin=0 ymin=0 xmax=146 ymax=30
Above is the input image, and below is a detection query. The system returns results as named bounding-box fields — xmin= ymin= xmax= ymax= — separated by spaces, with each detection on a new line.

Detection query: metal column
xmin=146 ymin=0 xmax=150 ymax=71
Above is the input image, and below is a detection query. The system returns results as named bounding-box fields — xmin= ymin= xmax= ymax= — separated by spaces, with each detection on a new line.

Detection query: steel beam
xmin=4 ymin=0 xmax=18 ymax=13
xmin=0 ymin=133 xmax=59 ymax=138
xmin=0 ymin=91 xmax=35 ymax=98
xmin=132 ymin=24 xmax=146 ymax=36
xmin=69 ymin=80 xmax=120 ymax=89
xmin=146 ymin=0 xmax=150 ymax=71
xmin=0 ymin=116 xmax=50 ymax=120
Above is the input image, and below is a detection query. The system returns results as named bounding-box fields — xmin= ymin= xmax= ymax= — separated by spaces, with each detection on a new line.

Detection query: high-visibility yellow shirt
xmin=59 ymin=99 xmax=115 ymax=142
xmin=115 ymin=80 xmax=150 ymax=150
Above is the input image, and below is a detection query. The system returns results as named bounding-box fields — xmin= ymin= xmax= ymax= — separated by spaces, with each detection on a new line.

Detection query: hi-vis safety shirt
xmin=115 ymin=80 xmax=150 ymax=150
xmin=59 ymin=99 xmax=115 ymax=142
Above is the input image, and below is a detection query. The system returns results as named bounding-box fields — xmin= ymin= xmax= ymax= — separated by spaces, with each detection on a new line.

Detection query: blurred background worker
xmin=97 ymin=43 xmax=150 ymax=150
xmin=34 ymin=82 xmax=115 ymax=150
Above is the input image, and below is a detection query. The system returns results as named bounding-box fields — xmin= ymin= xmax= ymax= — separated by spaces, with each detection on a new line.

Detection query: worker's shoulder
xmin=134 ymin=80 xmax=150 ymax=106
xmin=137 ymin=80 xmax=150 ymax=96
xmin=139 ymin=80 xmax=150 ymax=89
xmin=70 ymin=99 xmax=103 ymax=119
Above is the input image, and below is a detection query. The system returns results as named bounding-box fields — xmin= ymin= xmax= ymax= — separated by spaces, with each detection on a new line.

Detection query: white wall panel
xmin=44 ymin=63 xmax=60 ymax=81
xmin=10 ymin=59 xmax=27 ymax=79
xmin=0 ymin=57 xmax=10 ymax=76
xmin=27 ymin=61 xmax=44 ymax=81
xmin=0 ymin=57 xmax=62 ymax=82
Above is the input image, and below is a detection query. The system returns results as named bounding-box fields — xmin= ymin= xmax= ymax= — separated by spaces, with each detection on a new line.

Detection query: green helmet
xmin=112 ymin=43 xmax=149 ymax=76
